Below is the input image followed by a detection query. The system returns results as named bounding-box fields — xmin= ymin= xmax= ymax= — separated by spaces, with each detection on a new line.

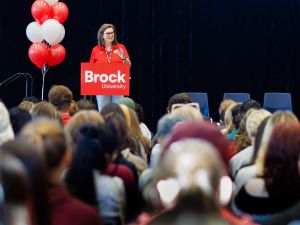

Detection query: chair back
xmin=187 ymin=92 xmax=210 ymax=118
xmin=223 ymin=93 xmax=250 ymax=103
xmin=263 ymin=92 xmax=292 ymax=113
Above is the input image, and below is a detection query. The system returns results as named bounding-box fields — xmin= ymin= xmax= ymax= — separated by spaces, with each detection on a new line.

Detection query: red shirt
xmin=90 ymin=43 xmax=130 ymax=64
xmin=61 ymin=113 xmax=71 ymax=126
xmin=48 ymin=186 xmax=103 ymax=225
xmin=103 ymin=163 xmax=136 ymax=191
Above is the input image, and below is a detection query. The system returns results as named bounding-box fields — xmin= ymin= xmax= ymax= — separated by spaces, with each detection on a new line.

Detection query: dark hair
xmin=100 ymin=103 xmax=125 ymax=119
xmin=97 ymin=23 xmax=118 ymax=46
xmin=65 ymin=124 xmax=107 ymax=207
xmin=48 ymin=85 xmax=73 ymax=111
xmin=167 ymin=93 xmax=192 ymax=112
xmin=104 ymin=112 xmax=130 ymax=151
xmin=0 ymin=140 xmax=50 ymax=225
xmin=134 ymin=102 xmax=145 ymax=123
xmin=250 ymin=116 xmax=269 ymax=164
xmin=22 ymin=96 xmax=39 ymax=104
xmin=9 ymin=107 xmax=32 ymax=135
xmin=240 ymin=99 xmax=262 ymax=116
xmin=76 ymin=99 xmax=97 ymax=111
xmin=97 ymin=122 xmax=121 ymax=156
xmin=231 ymin=104 xmax=242 ymax=129
xmin=264 ymin=123 xmax=300 ymax=207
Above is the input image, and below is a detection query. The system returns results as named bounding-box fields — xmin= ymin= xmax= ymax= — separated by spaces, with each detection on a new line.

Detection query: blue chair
xmin=223 ymin=93 xmax=250 ymax=103
xmin=263 ymin=92 xmax=292 ymax=113
xmin=187 ymin=92 xmax=210 ymax=118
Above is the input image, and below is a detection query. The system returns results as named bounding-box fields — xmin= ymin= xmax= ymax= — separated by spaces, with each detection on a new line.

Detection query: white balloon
xmin=52 ymin=24 xmax=65 ymax=45
xmin=45 ymin=0 xmax=59 ymax=5
xmin=26 ymin=22 xmax=43 ymax=43
xmin=41 ymin=19 xmax=62 ymax=45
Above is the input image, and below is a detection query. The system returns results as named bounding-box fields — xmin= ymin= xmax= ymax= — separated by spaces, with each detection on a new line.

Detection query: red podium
xmin=80 ymin=63 xmax=130 ymax=96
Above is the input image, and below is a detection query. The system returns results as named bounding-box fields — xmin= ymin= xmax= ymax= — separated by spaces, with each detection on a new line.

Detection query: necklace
xmin=105 ymin=48 xmax=112 ymax=63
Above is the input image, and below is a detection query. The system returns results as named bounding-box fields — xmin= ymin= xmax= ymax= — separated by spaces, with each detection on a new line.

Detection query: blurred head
xmin=100 ymin=103 xmax=125 ymax=119
xmin=120 ymin=104 xmax=151 ymax=154
xmin=18 ymin=101 xmax=34 ymax=112
xmin=256 ymin=111 xmax=299 ymax=175
xmin=22 ymin=96 xmax=39 ymax=104
xmin=30 ymin=101 xmax=61 ymax=123
xmin=0 ymin=139 xmax=49 ymax=225
xmin=240 ymin=99 xmax=262 ymax=116
xmin=0 ymin=102 xmax=14 ymax=145
xmin=219 ymin=99 xmax=236 ymax=122
xmin=152 ymin=139 xmax=232 ymax=209
xmin=246 ymin=109 xmax=271 ymax=141
xmin=9 ymin=107 xmax=32 ymax=135
xmin=48 ymin=85 xmax=73 ymax=112
xmin=134 ymin=102 xmax=146 ymax=123
xmin=64 ymin=110 xmax=104 ymax=150
xmin=224 ymin=103 xmax=242 ymax=134
xmin=251 ymin=116 xmax=270 ymax=164
xmin=167 ymin=93 xmax=192 ymax=113
xmin=263 ymin=123 xmax=300 ymax=204
xmin=19 ymin=119 xmax=67 ymax=172
xmin=155 ymin=114 xmax=185 ymax=142
xmin=171 ymin=104 xmax=203 ymax=121
xmin=69 ymin=100 xmax=78 ymax=116
xmin=118 ymin=97 xmax=135 ymax=110
xmin=163 ymin=121 xmax=230 ymax=167
xmin=0 ymin=153 xmax=32 ymax=225
xmin=65 ymin=124 xmax=108 ymax=206
xmin=104 ymin=112 xmax=130 ymax=152
xmin=76 ymin=99 xmax=97 ymax=111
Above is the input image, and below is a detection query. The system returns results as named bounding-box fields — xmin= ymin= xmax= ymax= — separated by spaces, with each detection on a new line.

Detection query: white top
xmin=94 ymin=172 xmax=125 ymax=218
xmin=229 ymin=145 xmax=254 ymax=178
xmin=139 ymin=123 xmax=152 ymax=140
xmin=150 ymin=143 xmax=161 ymax=167
xmin=234 ymin=164 xmax=257 ymax=192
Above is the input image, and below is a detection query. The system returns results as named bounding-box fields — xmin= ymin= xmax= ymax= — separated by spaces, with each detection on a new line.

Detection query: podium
xmin=81 ymin=63 xmax=130 ymax=96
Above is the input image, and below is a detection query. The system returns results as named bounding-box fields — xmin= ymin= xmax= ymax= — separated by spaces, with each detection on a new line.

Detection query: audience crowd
xmin=0 ymin=86 xmax=300 ymax=225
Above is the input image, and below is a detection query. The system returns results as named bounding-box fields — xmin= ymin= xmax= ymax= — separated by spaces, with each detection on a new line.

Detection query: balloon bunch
xmin=26 ymin=0 xmax=68 ymax=68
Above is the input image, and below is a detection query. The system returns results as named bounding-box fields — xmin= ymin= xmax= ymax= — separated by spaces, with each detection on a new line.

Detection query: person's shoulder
xmin=92 ymin=45 xmax=103 ymax=51
xmin=116 ymin=43 xmax=126 ymax=49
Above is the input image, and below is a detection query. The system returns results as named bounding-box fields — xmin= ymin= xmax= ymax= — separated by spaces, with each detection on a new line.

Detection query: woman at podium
xmin=90 ymin=23 xmax=131 ymax=111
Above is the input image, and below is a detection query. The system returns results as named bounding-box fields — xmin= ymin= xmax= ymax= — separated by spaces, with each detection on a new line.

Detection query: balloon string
xmin=41 ymin=64 xmax=49 ymax=100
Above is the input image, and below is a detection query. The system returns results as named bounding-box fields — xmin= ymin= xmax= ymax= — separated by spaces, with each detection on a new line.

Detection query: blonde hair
xmin=20 ymin=119 xmax=66 ymax=169
xmin=234 ymin=108 xmax=253 ymax=152
xmin=171 ymin=105 xmax=203 ymax=121
xmin=219 ymin=99 xmax=236 ymax=114
xmin=64 ymin=110 xmax=104 ymax=150
xmin=255 ymin=111 xmax=299 ymax=175
xmin=30 ymin=101 xmax=61 ymax=124
xmin=120 ymin=104 xmax=151 ymax=156
xmin=18 ymin=101 xmax=34 ymax=112
xmin=246 ymin=109 xmax=271 ymax=139
xmin=223 ymin=102 xmax=240 ymax=135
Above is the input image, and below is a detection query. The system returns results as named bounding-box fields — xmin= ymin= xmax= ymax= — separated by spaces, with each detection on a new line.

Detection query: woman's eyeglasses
xmin=104 ymin=32 xmax=114 ymax=36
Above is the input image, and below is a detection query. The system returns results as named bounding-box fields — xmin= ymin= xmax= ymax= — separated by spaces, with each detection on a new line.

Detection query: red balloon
xmin=47 ymin=44 xmax=66 ymax=66
xmin=28 ymin=43 xmax=49 ymax=69
xmin=31 ymin=0 xmax=51 ymax=24
xmin=51 ymin=2 xmax=69 ymax=24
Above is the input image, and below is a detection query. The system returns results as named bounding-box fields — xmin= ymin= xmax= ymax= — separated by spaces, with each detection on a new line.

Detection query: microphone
xmin=118 ymin=48 xmax=126 ymax=63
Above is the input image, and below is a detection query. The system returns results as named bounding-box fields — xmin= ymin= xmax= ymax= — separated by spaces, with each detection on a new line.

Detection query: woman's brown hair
xmin=97 ymin=23 xmax=118 ymax=46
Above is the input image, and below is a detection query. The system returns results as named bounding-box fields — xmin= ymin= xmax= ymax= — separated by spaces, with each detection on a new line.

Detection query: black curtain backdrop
xmin=1 ymin=0 xmax=300 ymax=130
